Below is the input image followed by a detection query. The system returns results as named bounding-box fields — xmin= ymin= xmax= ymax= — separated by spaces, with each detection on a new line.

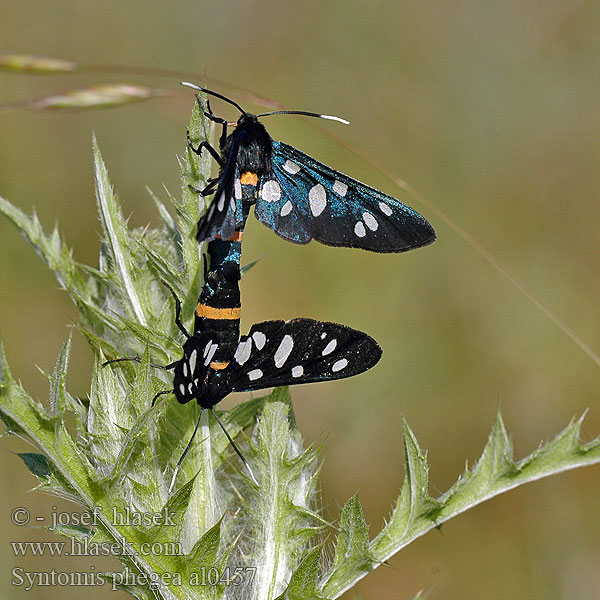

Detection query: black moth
xmin=183 ymin=83 xmax=436 ymax=253
xmin=105 ymin=284 xmax=381 ymax=489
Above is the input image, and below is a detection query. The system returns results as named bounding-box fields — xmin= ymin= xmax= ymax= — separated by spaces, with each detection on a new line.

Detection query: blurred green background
xmin=2 ymin=1 xmax=600 ymax=598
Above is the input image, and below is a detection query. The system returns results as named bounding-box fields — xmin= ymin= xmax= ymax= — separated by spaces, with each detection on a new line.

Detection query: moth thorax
xmin=235 ymin=116 xmax=273 ymax=174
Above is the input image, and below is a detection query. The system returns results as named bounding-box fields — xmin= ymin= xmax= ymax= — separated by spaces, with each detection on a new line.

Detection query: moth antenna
xmin=211 ymin=408 xmax=258 ymax=485
xmin=181 ymin=82 xmax=246 ymax=116
xmin=255 ymin=109 xmax=349 ymax=125
xmin=168 ymin=408 xmax=204 ymax=494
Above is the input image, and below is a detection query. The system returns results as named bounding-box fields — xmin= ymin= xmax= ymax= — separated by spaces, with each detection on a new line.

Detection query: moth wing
xmin=173 ymin=333 xmax=215 ymax=404
xmin=196 ymin=143 xmax=244 ymax=242
xmin=224 ymin=318 xmax=382 ymax=392
xmin=254 ymin=141 xmax=435 ymax=253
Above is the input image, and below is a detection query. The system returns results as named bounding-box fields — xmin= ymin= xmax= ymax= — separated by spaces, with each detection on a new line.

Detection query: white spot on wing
xmin=322 ymin=339 xmax=337 ymax=355
xmin=204 ymin=343 xmax=218 ymax=366
xmin=292 ymin=365 xmax=304 ymax=378
xmin=274 ymin=334 xmax=294 ymax=368
xmin=362 ymin=211 xmax=378 ymax=231
xmin=179 ymin=384 xmax=186 ymax=395
xmin=252 ymin=331 xmax=266 ymax=350
xmin=283 ymin=159 xmax=300 ymax=174
xmin=203 ymin=340 xmax=213 ymax=358
xmin=189 ymin=350 xmax=197 ymax=373
xmin=234 ymin=178 xmax=242 ymax=199
xmin=309 ymin=184 xmax=327 ymax=216
xmin=379 ymin=201 xmax=393 ymax=216
xmin=230 ymin=198 xmax=236 ymax=211
xmin=354 ymin=221 xmax=366 ymax=237
xmin=332 ymin=358 xmax=348 ymax=372
xmin=320 ymin=332 xmax=327 ymax=339
xmin=333 ymin=180 xmax=348 ymax=196
xmin=247 ymin=369 xmax=263 ymax=381
xmin=234 ymin=338 xmax=253 ymax=365
xmin=261 ymin=180 xmax=281 ymax=203
xmin=188 ymin=382 xmax=193 ymax=393
xmin=217 ymin=192 xmax=226 ymax=212
xmin=280 ymin=200 xmax=293 ymax=217
xmin=183 ymin=362 xmax=188 ymax=377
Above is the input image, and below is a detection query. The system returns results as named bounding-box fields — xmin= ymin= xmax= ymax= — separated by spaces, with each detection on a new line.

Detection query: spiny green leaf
xmin=17 ymin=452 xmax=52 ymax=479
xmin=400 ymin=418 xmax=443 ymax=518
xmin=0 ymin=337 xmax=11 ymax=386
xmin=88 ymin=354 xmax=131 ymax=477
xmin=49 ymin=333 xmax=72 ymax=417
xmin=139 ymin=240 xmax=180 ymax=285
xmin=331 ymin=413 xmax=600 ymax=599
xmin=279 ymin=544 xmax=326 ymax=600
xmin=250 ymin=391 xmax=321 ymax=600
xmin=93 ymin=138 xmax=147 ymax=325
xmin=179 ymin=410 xmax=223 ymax=554
xmin=149 ymin=188 xmax=181 ymax=250
xmin=467 ymin=410 xmax=515 ymax=490
xmin=241 ymin=253 xmax=267 ymax=275
xmin=186 ymin=516 xmax=223 ymax=567
xmin=321 ymin=494 xmax=372 ymax=597
xmin=48 ymin=523 xmax=93 ymax=541
xmin=0 ymin=197 xmax=82 ymax=293
xmin=177 ymin=95 xmax=210 ymax=288
xmin=149 ymin=473 xmax=198 ymax=551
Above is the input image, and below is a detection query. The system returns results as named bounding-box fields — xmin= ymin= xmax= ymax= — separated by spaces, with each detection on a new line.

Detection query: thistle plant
xmin=1 ymin=95 xmax=600 ymax=600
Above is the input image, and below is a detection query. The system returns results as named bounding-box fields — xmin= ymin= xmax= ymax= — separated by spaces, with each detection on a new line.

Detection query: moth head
xmin=236 ymin=112 xmax=260 ymax=128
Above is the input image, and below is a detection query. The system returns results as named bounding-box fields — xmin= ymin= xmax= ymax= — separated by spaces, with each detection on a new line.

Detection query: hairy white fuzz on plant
xmin=242 ymin=398 xmax=320 ymax=600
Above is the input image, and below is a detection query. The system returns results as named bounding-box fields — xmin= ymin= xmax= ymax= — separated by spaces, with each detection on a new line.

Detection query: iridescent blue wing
xmin=196 ymin=141 xmax=244 ymax=242
xmin=224 ymin=318 xmax=381 ymax=392
xmin=254 ymin=141 xmax=435 ymax=253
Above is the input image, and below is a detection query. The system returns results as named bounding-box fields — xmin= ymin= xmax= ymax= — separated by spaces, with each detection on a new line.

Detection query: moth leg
xmin=161 ymin=280 xmax=191 ymax=339
xmin=203 ymin=96 xmax=229 ymax=146
xmin=188 ymin=175 xmax=220 ymax=197
xmin=151 ymin=389 xmax=173 ymax=407
xmin=211 ymin=408 xmax=258 ymax=485
xmin=102 ymin=356 xmax=174 ymax=370
xmin=102 ymin=356 xmax=141 ymax=367
xmin=192 ymin=93 xmax=229 ymax=151
xmin=168 ymin=408 xmax=204 ymax=493
xmin=186 ymin=130 xmax=221 ymax=162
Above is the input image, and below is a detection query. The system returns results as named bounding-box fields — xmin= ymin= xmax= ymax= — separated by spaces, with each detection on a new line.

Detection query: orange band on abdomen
xmin=240 ymin=171 xmax=258 ymax=186
xmin=196 ymin=304 xmax=241 ymax=320
xmin=210 ymin=361 xmax=230 ymax=370
xmin=216 ymin=231 xmax=244 ymax=241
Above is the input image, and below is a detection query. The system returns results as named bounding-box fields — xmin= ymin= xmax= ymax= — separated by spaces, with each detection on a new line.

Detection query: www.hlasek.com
xmin=12 ymin=566 xmax=257 ymax=591
xmin=11 ymin=537 xmax=182 ymax=557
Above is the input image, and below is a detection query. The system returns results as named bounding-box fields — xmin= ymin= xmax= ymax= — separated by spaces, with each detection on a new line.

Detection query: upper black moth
xmin=183 ymin=82 xmax=436 ymax=253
